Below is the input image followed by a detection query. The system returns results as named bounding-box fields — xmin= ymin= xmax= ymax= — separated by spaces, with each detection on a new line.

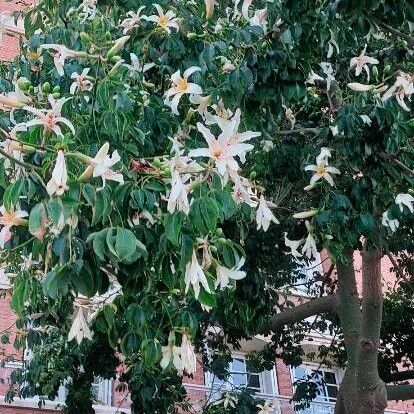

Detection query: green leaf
xmin=164 ymin=212 xmax=184 ymax=246
xmin=28 ymin=203 xmax=47 ymax=237
xmin=115 ymin=227 xmax=137 ymax=261
xmin=3 ymin=179 xmax=24 ymax=210
xmin=198 ymin=289 xmax=217 ymax=308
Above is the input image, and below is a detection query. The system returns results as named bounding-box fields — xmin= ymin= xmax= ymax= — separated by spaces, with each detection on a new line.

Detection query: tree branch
xmin=386 ymin=385 xmax=414 ymax=401
xmin=270 ymin=295 xmax=338 ymax=330
xmin=375 ymin=19 xmax=414 ymax=47
xmin=379 ymin=152 xmax=414 ymax=177
xmin=385 ymin=370 xmax=414 ymax=383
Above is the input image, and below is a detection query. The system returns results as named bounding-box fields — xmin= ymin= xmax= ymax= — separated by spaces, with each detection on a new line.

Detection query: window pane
xmin=324 ymin=372 xmax=337 ymax=385
xmin=232 ymin=358 xmax=246 ymax=373
xmin=326 ymin=385 xmax=338 ymax=399
xmin=246 ymin=360 xmax=259 ymax=374
xmin=247 ymin=373 xmax=261 ymax=390
xmin=233 ymin=373 xmax=247 ymax=388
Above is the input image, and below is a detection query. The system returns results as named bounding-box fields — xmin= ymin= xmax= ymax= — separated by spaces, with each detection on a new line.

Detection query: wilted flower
xmin=120 ymin=7 xmax=146 ymax=34
xmin=381 ymin=72 xmax=414 ymax=111
xmin=165 ymin=67 xmax=202 ymax=115
xmin=349 ymin=45 xmax=379 ymax=81
xmin=70 ymin=68 xmax=93 ymax=95
xmin=185 ymin=250 xmax=211 ymax=299
xmin=68 ymin=307 xmax=93 ymax=344
xmin=47 ymin=150 xmax=69 ymax=196
xmin=204 ymin=0 xmax=215 ymax=19
xmin=256 ymin=195 xmax=279 ymax=231
xmin=395 ymin=193 xmax=414 ymax=213
xmin=215 ymin=257 xmax=246 ymax=290
xmin=214 ymin=393 xmax=238 ymax=408
xmin=382 ymin=211 xmax=399 ymax=233
xmin=23 ymin=96 xmax=75 ymax=137
xmin=145 ymin=4 xmax=179 ymax=34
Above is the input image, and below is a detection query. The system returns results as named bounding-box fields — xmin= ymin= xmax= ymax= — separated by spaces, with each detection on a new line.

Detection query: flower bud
xmin=80 ymin=32 xmax=92 ymax=44
xmin=187 ymin=32 xmax=198 ymax=40
xmin=347 ymin=82 xmax=374 ymax=92
xmin=107 ymin=35 xmax=130 ymax=58
xmin=52 ymin=85 xmax=61 ymax=93
xmin=383 ymin=64 xmax=391 ymax=76
xmin=42 ymin=82 xmax=51 ymax=93
xmin=205 ymin=0 xmax=215 ymax=19
xmin=17 ymin=77 xmax=31 ymax=91
xmin=371 ymin=65 xmax=378 ymax=81
xmin=293 ymin=209 xmax=318 ymax=219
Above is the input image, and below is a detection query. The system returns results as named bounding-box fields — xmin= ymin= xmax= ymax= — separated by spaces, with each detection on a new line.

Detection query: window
xmin=92 ymin=377 xmax=112 ymax=406
xmin=291 ymin=365 xmax=340 ymax=414
xmin=206 ymin=355 xmax=276 ymax=400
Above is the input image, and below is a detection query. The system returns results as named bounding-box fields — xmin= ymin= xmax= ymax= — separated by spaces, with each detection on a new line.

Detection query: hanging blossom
xmin=395 ymin=193 xmax=414 ymax=213
xmin=320 ymin=62 xmax=335 ymax=91
xmin=257 ymin=400 xmax=278 ymax=414
xmin=167 ymin=171 xmax=190 ymax=215
xmin=0 ymin=82 xmax=31 ymax=112
xmin=256 ymin=195 xmax=279 ymax=231
xmin=120 ymin=7 xmax=146 ymax=33
xmin=349 ymin=45 xmax=379 ymax=82
xmin=381 ymin=72 xmax=414 ymax=112
xmin=47 ymin=150 xmax=69 ymax=196
xmin=23 ymin=96 xmax=75 ymax=137
xmin=145 ymin=4 xmax=179 ymax=34
xmin=382 ymin=211 xmax=399 ymax=233
xmin=84 ymin=143 xmax=124 ymax=188
xmin=70 ymin=68 xmax=93 ymax=95
xmin=204 ymin=0 xmax=215 ymax=19
xmin=68 ymin=307 xmax=93 ymax=345
xmin=249 ymin=8 xmax=268 ymax=33
xmin=161 ymin=332 xmax=196 ymax=374
xmin=213 ymin=393 xmax=238 ymax=409
xmin=39 ymin=44 xmax=85 ymax=77
xmin=302 ymin=221 xmax=318 ymax=259
xmin=189 ymin=122 xmax=254 ymax=176
xmin=215 ymin=257 xmax=246 ymax=290
xmin=304 ymin=148 xmax=340 ymax=189
xmin=0 ymin=205 xmax=28 ymax=249
xmin=165 ymin=67 xmax=203 ymax=115
xmin=185 ymin=250 xmax=211 ymax=299
xmin=124 ymin=53 xmax=155 ymax=75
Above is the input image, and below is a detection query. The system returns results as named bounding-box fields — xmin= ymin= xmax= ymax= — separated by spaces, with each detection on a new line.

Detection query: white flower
xmin=87 ymin=143 xmax=124 ymax=188
xmin=302 ymin=221 xmax=318 ymax=259
xmin=47 ymin=150 xmax=69 ymax=196
xmin=256 ymin=195 xmax=279 ymax=231
xmin=0 ymin=205 xmax=28 ymax=248
xmin=70 ymin=68 xmax=93 ymax=95
xmin=145 ymin=4 xmax=179 ymax=34
xmin=189 ymin=94 xmax=211 ymax=119
xmin=214 ymin=393 xmax=238 ymax=408
xmin=80 ymin=0 xmax=97 ymax=21
xmin=221 ymin=57 xmax=237 ymax=72
xmin=395 ymin=193 xmax=414 ymax=213
xmin=382 ymin=211 xmax=399 ymax=233
xmin=349 ymin=45 xmax=379 ymax=81
xmin=257 ymin=400 xmax=276 ymax=414
xmin=205 ymin=0 xmax=216 ymax=19
xmin=347 ymin=82 xmax=375 ymax=92
xmin=305 ymin=150 xmax=340 ymax=188
xmin=23 ymin=96 xmax=75 ymax=137
xmin=161 ymin=332 xmax=183 ymax=372
xmin=40 ymin=44 xmax=83 ymax=76
xmin=167 ymin=171 xmax=190 ymax=215
xmin=120 ymin=7 xmax=146 ymax=34
xmin=360 ymin=115 xmax=372 ymax=125
xmin=0 ymin=82 xmax=31 ymax=111
xmin=68 ymin=307 xmax=93 ymax=344
xmin=189 ymin=122 xmax=254 ymax=176
xmin=306 ymin=70 xmax=324 ymax=85
xmin=284 ymin=233 xmax=304 ymax=259
xmin=215 ymin=257 xmax=246 ymax=290
xmin=320 ymin=62 xmax=335 ymax=91
xmin=165 ymin=67 xmax=202 ymax=115
xmin=231 ymin=173 xmax=257 ymax=206
xmin=381 ymin=72 xmax=414 ymax=111
xmin=185 ymin=250 xmax=211 ymax=299
xmin=124 ymin=53 xmax=155 ymax=74
xmin=0 ymin=267 xmax=12 ymax=289
xmin=250 ymin=8 xmax=268 ymax=33
xmin=180 ymin=333 xmax=197 ymax=375
xmin=316 ymin=147 xmax=332 ymax=165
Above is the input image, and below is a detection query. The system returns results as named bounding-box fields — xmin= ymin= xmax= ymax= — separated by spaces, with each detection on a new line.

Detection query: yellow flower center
xmin=2 ymin=211 xmax=16 ymax=225
xmin=176 ymin=78 xmax=189 ymax=93
xmin=27 ymin=51 xmax=40 ymax=61
xmin=212 ymin=148 xmax=223 ymax=159
xmin=316 ymin=165 xmax=326 ymax=175
xmin=158 ymin=15 xmax=169 ymax=27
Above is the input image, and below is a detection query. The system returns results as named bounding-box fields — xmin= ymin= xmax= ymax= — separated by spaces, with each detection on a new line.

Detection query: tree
xmin=0 ymin=0 xmax=413 ymax=413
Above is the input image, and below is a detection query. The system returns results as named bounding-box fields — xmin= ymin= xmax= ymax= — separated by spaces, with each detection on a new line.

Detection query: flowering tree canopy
xmin=0 ymin=0 xmax=413 ymax=413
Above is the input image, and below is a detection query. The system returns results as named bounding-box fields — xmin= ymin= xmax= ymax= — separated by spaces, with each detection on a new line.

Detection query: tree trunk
xmin=357 ymin=250 xmax=387 ymax=414
xmin=334 ymin=249 xmax=361 ymax=414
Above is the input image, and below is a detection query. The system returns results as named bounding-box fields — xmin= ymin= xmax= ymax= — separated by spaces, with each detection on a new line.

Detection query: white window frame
xmin=205 ymin=353 xmax=278 ymax=397
xmin=290 ymin=363 xmax=343 ymax=405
